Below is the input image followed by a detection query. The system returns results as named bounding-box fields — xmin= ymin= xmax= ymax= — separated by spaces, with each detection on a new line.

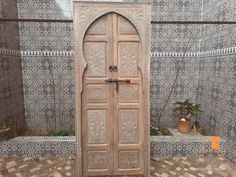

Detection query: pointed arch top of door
xmin=84 ymin=11 xmax=141 ymax=38
xmin=78 ymin=8 xmax=145 ymax=42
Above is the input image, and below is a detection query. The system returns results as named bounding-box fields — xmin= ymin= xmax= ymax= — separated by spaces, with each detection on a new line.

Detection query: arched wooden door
xmin=82 ymin=13 xmax=144 ymax=176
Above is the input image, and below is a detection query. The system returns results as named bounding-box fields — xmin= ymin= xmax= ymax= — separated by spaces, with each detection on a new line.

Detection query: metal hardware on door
xmin=105 ymin=79 xmax=131 ymax=92
xmin=114 ymin=79 xmax=130 ymax=83
xmin=109 ymin=65 xmax=114 ymax=72
xmin=105 ymin=79 xmax=131 ymax=83
xmin=108 ymin=65 xmax=118 ymax=72
xmin=113 ymin=66 xmax=118 ymax=72
xmin=105 ymin=78 xmax=113 ymax=83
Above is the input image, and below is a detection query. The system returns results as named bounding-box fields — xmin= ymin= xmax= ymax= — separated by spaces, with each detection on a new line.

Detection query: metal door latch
xmin=105 ymin=79 xmax=130 ymax=83
xmin=105 ymin=79 xmax=131 ymax=92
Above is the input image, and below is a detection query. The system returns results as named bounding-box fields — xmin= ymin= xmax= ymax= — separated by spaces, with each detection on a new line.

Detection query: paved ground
xmin=0 ymin=157 xmax=235 ymax=177
xmin=151 ymin=157 xmax=236 ymax=177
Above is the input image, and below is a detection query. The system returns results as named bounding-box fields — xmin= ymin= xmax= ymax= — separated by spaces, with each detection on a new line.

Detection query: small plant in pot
xmin=173 ymin=100 xmax=202 ymax=134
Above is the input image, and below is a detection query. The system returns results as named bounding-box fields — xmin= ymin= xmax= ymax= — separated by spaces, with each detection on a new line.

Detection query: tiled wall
xmin=133 ymin=0 xmax=236 ymax=163
xmin=150 ymin=56 xmax=199 ymax=128
xmin=151 ymin=24 xmax=201 ymax=52
xmin=17 ymin=0 xmax=203 ymax=130
xmin=197 ymin=52 xmax=236 ymax=163
xmin=198 ymin=55 xmax=235 ymax=137
xmin=201 ymin=1 xmax=236 ymax=51
xmin=17 ymin=0 xmax=72 ymax=20
xmin=21 ymin=54 xmax=75 ymax=131
xmin=151 ymin=0 xmax=202 ymax=52
xmin=198 ymin=0 xmax=236 ymax=164
xmin=0 ymin=0 xmax=18 ymax=18
xmin=152 ymin=0 xmax=202 ymax=21
xmin=150 ymin=0 xmax=202 ymax=128
xmin=0 ymin=0 xmax=25 ymax=132
xmin=16 ymin=0 xmax=236 ymax=163
xmin=19 ymin=22 xmax=73 ymax=51
xmin=17 ymin=0 xmax=74 ymax=131
xmin=201 ymin=24 xmax=236 ymax=52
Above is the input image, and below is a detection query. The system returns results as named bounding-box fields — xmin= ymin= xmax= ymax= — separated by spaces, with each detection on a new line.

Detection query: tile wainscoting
xmin=0 ymin=135 xmax=227 ymax=159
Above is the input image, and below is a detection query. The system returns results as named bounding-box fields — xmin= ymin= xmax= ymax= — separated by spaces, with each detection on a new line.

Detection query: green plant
xmin=54 ymin=130 xmax=68 ymax=136
xmin=150 ymin=126 xmax=159 ymax=136
xmin=150 ymin=124 xmax=170 ymax=136
xmin=173 ymin=100 xmax=202 ymax=119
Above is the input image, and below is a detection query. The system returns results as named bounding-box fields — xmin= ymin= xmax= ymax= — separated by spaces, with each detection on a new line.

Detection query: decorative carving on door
xmin=87 ymin=110 xmax=107 ymax=144
xmin=84 ymin=43 xmax=106 ymax=77
xmin=119 ymin=43 xmax=139 ymax=78
xmin=74 ymin=2 xmax=151 ymax=177
xmin=119 ymin=110 xmax=139 ymax=144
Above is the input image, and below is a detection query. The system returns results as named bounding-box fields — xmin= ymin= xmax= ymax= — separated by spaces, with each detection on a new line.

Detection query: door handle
xmin=113 ymin=66 xmax=118 ymax=72
xmin=109 ymin=66 xmax=114 ymax=72
xmin=108 ymin=65 xmax=118 ymax=72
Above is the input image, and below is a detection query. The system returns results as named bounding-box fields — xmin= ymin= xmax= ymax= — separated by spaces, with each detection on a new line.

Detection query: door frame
xmin=73 ymin=2 xmax=151 ymax=177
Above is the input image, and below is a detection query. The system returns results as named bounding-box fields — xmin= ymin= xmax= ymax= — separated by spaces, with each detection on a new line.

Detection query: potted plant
xmin=173 ymin=100 xmax=202 ymax=134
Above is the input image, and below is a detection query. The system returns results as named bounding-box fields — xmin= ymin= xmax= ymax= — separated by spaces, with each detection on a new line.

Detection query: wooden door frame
xmin=73 ymin=2 xmax=151 ymax=177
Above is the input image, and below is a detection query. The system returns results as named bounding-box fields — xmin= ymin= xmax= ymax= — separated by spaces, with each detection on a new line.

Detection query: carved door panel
xmin=81 ymin=11 xmax=147 ymax=177
xmin=113 ymin=15 xmax=144 ymax=175
xmin=82 ymin=14 xmax=114 ymax=176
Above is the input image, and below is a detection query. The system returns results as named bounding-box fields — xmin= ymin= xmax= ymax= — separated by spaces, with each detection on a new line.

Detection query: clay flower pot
xmin=177 ymin=118 xmax=192 ymax=134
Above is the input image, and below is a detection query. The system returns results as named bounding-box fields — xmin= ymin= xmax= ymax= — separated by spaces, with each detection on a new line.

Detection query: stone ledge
xmin=0 ymin=136 xmax=76 ymax=158
xmin=0 ymin=135 xmax=227 ymax=158
xmin=151 ymin=129 xmax=227 ymax=158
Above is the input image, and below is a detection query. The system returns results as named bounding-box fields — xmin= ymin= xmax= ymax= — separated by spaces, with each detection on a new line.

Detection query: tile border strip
xmin=151 ymin=52 xmax=199 ymax=58
xmin=151 ymin=46 xmax=236 ymax=58
xmin=21 ymin=51 xmax=74 ymax=56
xmin=0 ymin=47 xmax=236 ymax=58
xmin=0 ymin=48 xmax=21 ymax=56
xmin=1 ymin=47 xmax=235 ymax=57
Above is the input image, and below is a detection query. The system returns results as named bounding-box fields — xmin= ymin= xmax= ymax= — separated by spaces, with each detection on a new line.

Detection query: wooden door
xmin=81 ymin=12 xmax=146 ymax=177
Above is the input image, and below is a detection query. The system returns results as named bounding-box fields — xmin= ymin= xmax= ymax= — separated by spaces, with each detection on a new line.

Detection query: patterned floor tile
xmin=0 ymin=157 xmax=235 ymax=177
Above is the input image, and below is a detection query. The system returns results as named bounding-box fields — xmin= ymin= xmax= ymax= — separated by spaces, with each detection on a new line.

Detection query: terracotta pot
xmin=177 ymin=118 xmax=192 ymax=134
